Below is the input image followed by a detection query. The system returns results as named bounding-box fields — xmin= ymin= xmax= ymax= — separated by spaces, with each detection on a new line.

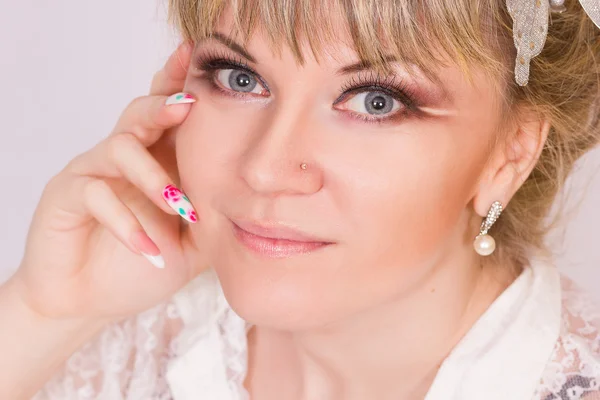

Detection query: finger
xmin=69 ymin=132 xmax=199 ymax=221
xmin=83 ymin=179 xmax=165 ymax=268
xmin=105 ymin=132 xmax=181 ymax=216
xmin=150 ymin=41 xmax=194 ymax=96
xmin=68 ymin=94 xmax=193 ymax=173
xmin=112 ymin=142 xmax=198 ymax=224
xmin=111 ymin=93 xmax=196 ymax=147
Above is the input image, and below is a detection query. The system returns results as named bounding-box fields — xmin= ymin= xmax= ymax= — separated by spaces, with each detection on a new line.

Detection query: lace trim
xmin=33 ymin=300 xmax=182 ymax=400
xmin=533 ymin=276 xmax=600 ymax=400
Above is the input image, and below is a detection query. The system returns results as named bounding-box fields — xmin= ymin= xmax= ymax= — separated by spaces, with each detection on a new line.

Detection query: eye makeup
xmin=194 ymin=49 xmax=270 ymax=100
xmin=333 ymin=72 xmax=427 ymax=124
xmin=192 ymin=47 xmax=436 ymax=124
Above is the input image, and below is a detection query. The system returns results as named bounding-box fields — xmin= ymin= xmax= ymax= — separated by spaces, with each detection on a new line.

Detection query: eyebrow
xmin=208 ymin=32 xmax=257 ymax=63
xmin=336 ymin=57 xmax=400 ymax=75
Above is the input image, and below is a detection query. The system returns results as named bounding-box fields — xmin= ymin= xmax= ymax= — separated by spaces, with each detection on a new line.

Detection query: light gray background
xmin=1 ymin=1 xmax=599 ymax=299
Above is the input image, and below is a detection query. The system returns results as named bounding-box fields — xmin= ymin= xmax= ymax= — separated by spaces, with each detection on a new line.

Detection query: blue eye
xmin=216 ymin=69 xmax=266 ymax=95
xmin=342 ymin=91 xmax=401 ymax=116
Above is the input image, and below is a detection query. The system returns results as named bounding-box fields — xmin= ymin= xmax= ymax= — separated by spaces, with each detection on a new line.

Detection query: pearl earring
xmin=473 ymin=201 xmax=503 ymax=256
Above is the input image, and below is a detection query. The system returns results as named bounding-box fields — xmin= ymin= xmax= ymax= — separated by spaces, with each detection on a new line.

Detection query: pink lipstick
xmin=231 ymin=219 xmax=332 ymax=258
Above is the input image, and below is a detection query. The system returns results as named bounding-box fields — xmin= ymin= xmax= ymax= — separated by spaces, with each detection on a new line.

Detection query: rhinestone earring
xmin=473 ymin=201 xmax=503 ymax=256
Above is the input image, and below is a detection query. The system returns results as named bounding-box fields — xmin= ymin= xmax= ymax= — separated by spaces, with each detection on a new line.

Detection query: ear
xmin=472 ymin=110 xmax=551 ymax=218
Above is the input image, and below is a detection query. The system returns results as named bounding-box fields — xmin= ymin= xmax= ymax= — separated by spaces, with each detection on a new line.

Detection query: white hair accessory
xmin=507 ymin=0 xmax=600 ymax=86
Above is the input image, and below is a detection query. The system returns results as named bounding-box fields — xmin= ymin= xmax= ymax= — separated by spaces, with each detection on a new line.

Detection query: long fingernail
xmin=141 ymin=253 xmax=165 ymax=269
xmin=165 ymin=92 xmax=196 ymax=105
xmin=162 ymin=184 xmax=198 ymax=223
xmin=131 ymin=231 xmax=165 ymax=269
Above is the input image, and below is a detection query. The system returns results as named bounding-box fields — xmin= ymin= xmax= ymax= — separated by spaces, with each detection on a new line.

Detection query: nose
xmin=239 ymin=104 xmax=323 ymax=197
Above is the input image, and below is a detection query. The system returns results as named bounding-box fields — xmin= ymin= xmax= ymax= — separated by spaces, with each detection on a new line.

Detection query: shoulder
xmin=533 ymin=273 xmax=600 ymax=399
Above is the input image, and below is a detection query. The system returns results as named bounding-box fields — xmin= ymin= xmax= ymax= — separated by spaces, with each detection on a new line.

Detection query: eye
xmin=337 ymin=90 xmax=401 ymax=116
xmin=215 ymin=69 xmax=266 ymax=95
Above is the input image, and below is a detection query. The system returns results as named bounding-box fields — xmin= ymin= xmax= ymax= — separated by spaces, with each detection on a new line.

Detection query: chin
xmin=208 ymin=237 xmax=349 ymax=331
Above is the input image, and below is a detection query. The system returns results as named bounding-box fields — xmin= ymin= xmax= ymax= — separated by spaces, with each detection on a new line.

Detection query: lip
xmin=232 ymin=219 xmax=330 ymax=242
xmin=230 ymin=219 xmax=333 ymax=258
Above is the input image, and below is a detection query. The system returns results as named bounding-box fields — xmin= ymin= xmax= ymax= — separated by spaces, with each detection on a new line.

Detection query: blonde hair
xmin=168 ymin=0 xmax=600 ymax=271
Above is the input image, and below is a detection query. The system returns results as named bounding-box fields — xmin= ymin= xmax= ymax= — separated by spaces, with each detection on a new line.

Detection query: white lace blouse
xmin=33 ymin=257 xmax=600 ymax=400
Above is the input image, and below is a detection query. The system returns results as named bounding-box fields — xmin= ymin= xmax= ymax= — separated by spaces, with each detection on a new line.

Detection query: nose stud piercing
xmin=473 ymin=201 xmax=503 ymax=256
xmin=300 ymin=163 xmax=308 ymax=170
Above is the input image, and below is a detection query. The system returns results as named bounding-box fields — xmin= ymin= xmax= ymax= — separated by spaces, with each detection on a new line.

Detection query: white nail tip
xmin=165 ymin=93 xmax=196 ymax=105
xmin=141 ymin=252 xmax=165 ymax=269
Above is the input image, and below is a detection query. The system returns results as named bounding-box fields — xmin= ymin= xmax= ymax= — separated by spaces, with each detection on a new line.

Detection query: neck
xmin=245 ymin=252 xmax=520 ymax=400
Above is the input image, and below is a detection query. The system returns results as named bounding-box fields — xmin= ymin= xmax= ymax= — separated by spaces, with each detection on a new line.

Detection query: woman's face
xmin=176 ymin=10 xmax=504 ymax=329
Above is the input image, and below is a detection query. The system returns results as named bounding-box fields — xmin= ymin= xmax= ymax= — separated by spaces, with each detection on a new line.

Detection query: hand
xmin=9 ymin=41 xmax=207 ymax=321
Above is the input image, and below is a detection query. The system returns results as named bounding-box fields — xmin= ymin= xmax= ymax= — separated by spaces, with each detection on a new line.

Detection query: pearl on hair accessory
xmin=473 ymin=201 xmax=503 ymax=256
xmin=549 ymin=0 xmax=566 ymax=12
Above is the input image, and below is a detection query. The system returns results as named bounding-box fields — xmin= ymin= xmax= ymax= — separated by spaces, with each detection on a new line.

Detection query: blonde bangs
xmin=168 ymin=0 xmax=513 ymax=87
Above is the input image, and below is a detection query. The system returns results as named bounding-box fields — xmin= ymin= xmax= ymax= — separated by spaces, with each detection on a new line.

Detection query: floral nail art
xmin=163 ymin=185 xmax=182 ymax=202
xmin=162 ymin=184 xmax=198 ymax=223
xmin=165 ymin=92 xmax=196 ymax=105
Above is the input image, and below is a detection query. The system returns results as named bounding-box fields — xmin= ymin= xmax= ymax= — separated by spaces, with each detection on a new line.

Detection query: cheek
xmin=342 ymin=125 xmax=490 ymax=270
xmin=173 ymin=103 xmax=252 ymax=249
xmin=174 ymin=101 xmax=256 ymax=195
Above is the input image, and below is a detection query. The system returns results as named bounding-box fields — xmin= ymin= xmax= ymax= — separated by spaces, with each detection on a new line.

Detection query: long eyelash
xmin=338 ymin=72 xmax=419 ymax=110
xmin=194 ymin=49 xmax=269 ymax=93
xmin=196 ymin=49 xmax=251 ymax=73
